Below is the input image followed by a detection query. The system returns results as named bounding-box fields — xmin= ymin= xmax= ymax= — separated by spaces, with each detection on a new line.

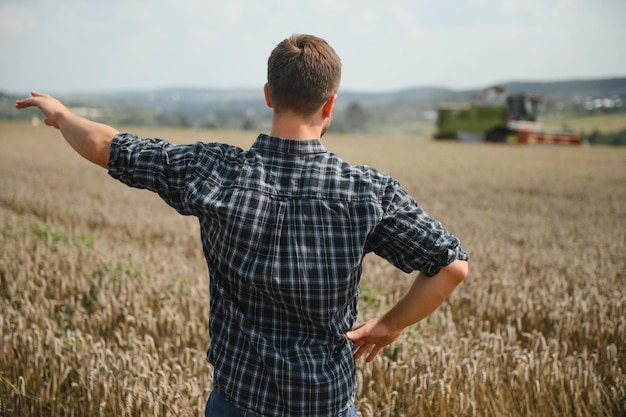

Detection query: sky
xmin=1 ymin=0 xmax=625 ymax=95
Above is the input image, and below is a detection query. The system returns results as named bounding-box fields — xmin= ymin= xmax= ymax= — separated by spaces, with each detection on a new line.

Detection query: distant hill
xmin=2 ymin=77 xmax=625 ymax=134
xmin=46 ymin=76 xmax=626 ymax=111
xmin=500 ymin=78 xmax=626 ymax=99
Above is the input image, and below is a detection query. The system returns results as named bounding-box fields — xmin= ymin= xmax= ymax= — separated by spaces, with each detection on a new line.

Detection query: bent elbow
xmin=449 ymin=259 xmax=469 ymax=285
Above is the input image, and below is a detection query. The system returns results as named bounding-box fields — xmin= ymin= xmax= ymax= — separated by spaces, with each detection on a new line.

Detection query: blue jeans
xmin=204 ymin=389 xmax=359 ymax=416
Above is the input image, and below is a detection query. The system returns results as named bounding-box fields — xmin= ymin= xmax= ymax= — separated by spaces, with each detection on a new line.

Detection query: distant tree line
xmin=2 ymin=90 xmax=626 ymax=144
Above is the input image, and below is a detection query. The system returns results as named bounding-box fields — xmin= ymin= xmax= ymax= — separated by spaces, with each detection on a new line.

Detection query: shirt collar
xmin=251 ymin=134 xmax=328 ymax=155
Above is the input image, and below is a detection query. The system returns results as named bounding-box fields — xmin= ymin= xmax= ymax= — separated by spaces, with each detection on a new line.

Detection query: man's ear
xmin=264 ymin=84 xmax=273 ymax=108
xmin=322 ymin=93 xmax=337 ymax=118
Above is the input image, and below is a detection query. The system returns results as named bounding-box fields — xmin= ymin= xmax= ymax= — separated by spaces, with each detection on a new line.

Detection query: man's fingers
xmin=344 ymin=330 xmax=359 ymax=341
xmin=15 ymin=97 xmax=41 ymax=109
xmin=345 ymin=323 xmax=365 ymax=339
xmin=15 ymin=92 xmax=48 ymax=108
xmin=353 ymin=344 xmax=368 ymax=360
xmin=353 ymin=343 xmax=382 ymax=362
xmin=366 ymin=346 xmax=382 ymax=362
xmin=347 ymin=318 xmax=392 ymax=361
xmin=15 ymin=98 xmax=34 ymax=109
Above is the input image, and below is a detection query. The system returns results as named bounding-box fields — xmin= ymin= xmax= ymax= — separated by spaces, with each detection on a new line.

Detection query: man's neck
xmin=269 ymin=112 xmax=325 ymax=141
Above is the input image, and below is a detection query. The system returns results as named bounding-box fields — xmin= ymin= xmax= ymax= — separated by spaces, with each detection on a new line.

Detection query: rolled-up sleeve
xmin=367 ymin=180 xmax=468 ymax=277
xmin=108 ymin=132 xmax=203 ymax=215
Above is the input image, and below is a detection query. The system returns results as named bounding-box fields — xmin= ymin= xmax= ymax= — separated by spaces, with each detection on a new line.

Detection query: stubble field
xmin=1 ymin=121 xmax=625 ymax=416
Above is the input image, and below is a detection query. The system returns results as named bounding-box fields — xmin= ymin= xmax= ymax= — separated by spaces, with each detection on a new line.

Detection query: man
xmin=16 ymin=34 xmax=468 ymax=417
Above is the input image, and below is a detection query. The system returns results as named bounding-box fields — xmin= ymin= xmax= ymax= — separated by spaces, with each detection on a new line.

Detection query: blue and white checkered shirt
xmin=108 ymin=133 xmax=468 ymax=417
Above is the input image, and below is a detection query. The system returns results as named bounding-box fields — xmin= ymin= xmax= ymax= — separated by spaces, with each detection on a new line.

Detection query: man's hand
xmin=345 ymin=317 xmax=403 ymax=363
xmin=15 ymin=91 xmax=69 ymax=129
xmin=347 ymin=259 xmax=468 ymax=362
xmin=15 ymin=91 xmax=118 ymax=168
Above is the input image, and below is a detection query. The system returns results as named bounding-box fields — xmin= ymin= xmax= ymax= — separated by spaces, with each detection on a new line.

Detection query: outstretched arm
xmin=15 ymin=91 xmax=118 ymax=168
xmin=346 ymin=258 xmax=468 ymax=362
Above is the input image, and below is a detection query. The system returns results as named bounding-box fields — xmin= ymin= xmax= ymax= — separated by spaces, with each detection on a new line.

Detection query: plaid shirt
xmin=108 ymin=133 xmax=468 ymax=417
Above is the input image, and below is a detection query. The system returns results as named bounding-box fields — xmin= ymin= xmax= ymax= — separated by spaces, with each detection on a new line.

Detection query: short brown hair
xmin=267 ymin=34 xmax=342 ymax=115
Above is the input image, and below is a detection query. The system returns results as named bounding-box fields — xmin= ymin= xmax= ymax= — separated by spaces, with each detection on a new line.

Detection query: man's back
xmin=201 ymin=134 xmax=376 ymax=415
xmin=108 ymin=132 xmax=466 ymax=416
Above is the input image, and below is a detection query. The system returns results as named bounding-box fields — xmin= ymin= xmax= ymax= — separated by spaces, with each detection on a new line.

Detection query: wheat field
xmin=1 ymin=121 xmax=625 ymax=416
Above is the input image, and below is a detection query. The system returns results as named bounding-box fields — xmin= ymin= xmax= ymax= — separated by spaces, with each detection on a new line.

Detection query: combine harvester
xmin=434 ymin=86 xmax=582 ymax=145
